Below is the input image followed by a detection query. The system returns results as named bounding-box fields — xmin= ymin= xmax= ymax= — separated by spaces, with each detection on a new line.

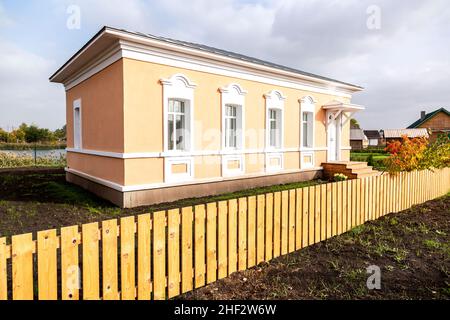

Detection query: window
xmin=265 ymin=90 xmax=285 ymax=151
xmin=160 ymin=74 xmax=196 ymax=153
xmin=73 ymin=99 xmax=82 ymax=149
xmin=302 ymin=112 xmax=313 ymax=148
xmin=225 ymin=104 xmax=238 ymax=148
xmin=168 ymin=99 xmax=186 ymax=151
xmin=300 ymin=96 xmax=315 ymax=149
xmin=269 ymin=109 xmax=281 ymax=148
xmin=220 ymin=84 xmax=247 ymax=150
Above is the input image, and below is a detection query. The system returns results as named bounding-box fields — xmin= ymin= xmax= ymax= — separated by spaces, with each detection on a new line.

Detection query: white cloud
xmin=0 ymin=41 xmax=65 ymax=130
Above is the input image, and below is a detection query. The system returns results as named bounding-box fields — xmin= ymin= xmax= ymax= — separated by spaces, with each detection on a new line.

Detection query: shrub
xmin=384 ymin=135 xmax=450 ymax=174
xmin=334 ymin=173 xmax=348 ymax=182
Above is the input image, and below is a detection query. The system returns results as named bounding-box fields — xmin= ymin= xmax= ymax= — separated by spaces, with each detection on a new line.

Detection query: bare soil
xmin=181 ymin=195 xmax=450 ymax=300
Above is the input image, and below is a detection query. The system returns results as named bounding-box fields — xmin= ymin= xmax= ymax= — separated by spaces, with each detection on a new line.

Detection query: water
xmin=0 ymin=149 xmax=66 ymax=159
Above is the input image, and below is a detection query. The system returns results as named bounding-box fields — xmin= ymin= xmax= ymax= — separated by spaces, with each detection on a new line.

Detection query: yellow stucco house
xmin=50 ymin=26 xmax=364 ymax=207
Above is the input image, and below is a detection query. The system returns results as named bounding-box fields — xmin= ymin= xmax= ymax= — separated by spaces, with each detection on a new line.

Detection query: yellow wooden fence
xmin=0 ymin=168 xmax=449 ymax=300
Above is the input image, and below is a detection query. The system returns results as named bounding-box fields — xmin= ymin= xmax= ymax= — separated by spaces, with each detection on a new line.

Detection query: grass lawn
xmin=181 ymin=194 xmax=450 ymax=300
xmin=0 ymin=172 xmax=325 ymax=237
xmin=350 ymin=151 xmax=389 ymax=170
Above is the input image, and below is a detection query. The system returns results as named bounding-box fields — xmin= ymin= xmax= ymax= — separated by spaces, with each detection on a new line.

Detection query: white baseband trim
xmin=65 ymin=166 xmax=323 ymax=192
xmin=66 ymin=146 xmax=333 ymax=159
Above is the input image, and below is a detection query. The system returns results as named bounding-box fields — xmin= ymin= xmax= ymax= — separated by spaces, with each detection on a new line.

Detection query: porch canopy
xmin=322 ymin=100 xmax=365 ymax=125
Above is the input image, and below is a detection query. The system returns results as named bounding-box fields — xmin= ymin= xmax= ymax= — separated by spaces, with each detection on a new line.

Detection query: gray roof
xmin=350 ymin=129 xmax=368 ymax=141
xmin=50 ymin=26 xmax=363 ymax=89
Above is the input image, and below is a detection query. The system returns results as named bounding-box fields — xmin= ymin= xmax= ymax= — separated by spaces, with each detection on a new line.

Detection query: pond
xmin=0 ymin=149 xmax=66 ymax=159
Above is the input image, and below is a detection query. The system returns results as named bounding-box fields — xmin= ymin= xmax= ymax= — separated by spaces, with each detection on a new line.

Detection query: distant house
xmin=363 ymin=130 xmax=384 ymax=147
xmin=350 ymin=129 xmax=368 ymax=150
xmin=382 ymin=128 xmax=429 ymax=144
xmin=407 ymin=108 xmax=450 ymax=142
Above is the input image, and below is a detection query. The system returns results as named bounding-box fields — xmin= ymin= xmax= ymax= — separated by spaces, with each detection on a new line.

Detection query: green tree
xmin=0 ymin=128 xmax=8 ymax=142
xmin=350 ymin=118 xmax=360 ymax=129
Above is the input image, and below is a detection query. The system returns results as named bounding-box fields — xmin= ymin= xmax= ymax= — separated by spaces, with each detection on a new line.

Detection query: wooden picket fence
xmin=0 ymin=168 xmax=449 ymax=300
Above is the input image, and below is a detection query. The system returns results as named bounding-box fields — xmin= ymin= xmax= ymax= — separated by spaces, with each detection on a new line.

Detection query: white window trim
xmin=160 ymin=73 xmax=197 ymax=154
xmin=73 ymin=98 xmax=82 ymax=150
xmin=164 ymin=156 xmax=194 ymax=183
xmin=222 ymin=154 xmax=245 ymax=177
xmin=220 ymin=83 xmax=247 ymax=151
xmin=300 ymin=96 xmax=316 ymax=151
xmin=301 ymin=151 xmax=315 ymax=169
xmin=265 ymin=152 xmax=284 ymax=172
xmin=264 ymin=90 xmax=285 ymax=152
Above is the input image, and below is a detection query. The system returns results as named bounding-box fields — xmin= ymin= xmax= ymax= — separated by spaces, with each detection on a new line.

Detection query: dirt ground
xmin=181 ymin=195 xmax=450 ymax=300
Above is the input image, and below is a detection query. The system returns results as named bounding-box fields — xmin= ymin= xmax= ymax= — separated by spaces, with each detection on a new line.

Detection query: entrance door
xmin=327 ymin=112 xmax=340 ymax=161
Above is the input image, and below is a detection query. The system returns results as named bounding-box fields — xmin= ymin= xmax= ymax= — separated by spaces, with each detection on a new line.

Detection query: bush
xmin=384 ymin=135 xmax=450 ymax=174
xmin=334 ymin=173 xmax=348 ymax=182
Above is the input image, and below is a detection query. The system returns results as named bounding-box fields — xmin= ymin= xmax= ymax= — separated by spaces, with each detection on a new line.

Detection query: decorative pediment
xmin=264 ymin=90 xmax=286 ymax=101
xmin=160 ymin=73 xmax=197 ymax=89
xmin=219 ymin=83 xmax=247 ymax=96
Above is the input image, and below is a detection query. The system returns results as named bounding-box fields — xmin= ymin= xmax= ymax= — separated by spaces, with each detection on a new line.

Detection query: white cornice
xmin=58 ymin=31 xmax=361 ymax=97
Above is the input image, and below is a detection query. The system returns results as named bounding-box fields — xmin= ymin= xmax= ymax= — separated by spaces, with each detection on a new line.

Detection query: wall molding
xmin=63 ymin=40 xmax=354 ymax=99
xmin=65 ymin=166 xmax=323 ymax=192
xmin=66 ymin=146 xmax=335 ymax=159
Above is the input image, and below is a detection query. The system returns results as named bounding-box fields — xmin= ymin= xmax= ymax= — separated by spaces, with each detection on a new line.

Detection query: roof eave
xmin=50 ymin=26 xmax=364 ymax=93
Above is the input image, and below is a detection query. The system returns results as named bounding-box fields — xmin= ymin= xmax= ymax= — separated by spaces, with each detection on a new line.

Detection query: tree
xmin=53 ymin=125 xmax=66 ymax=141
xmin=350 ymin=118 xmax=360 ymax=129
xmin=0 ymin=128 xmax=7 ymax=142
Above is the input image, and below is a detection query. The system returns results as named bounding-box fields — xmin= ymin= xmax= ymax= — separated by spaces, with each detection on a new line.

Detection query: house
xmin=382 ymin=128 xmax=429 ymax=144
xmin=363 ymin=130 xmax=384 ymax=147
xmin=407 ymin=108 xmax=450 ymax=142
xmin=350 ymin=129 xmax=368 ymax=150
xmin=49 ymin=26 xmax=364 ymax=208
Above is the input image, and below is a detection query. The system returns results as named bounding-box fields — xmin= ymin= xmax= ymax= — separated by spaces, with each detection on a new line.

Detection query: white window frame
xmin=73 ymin=98 xmax=82 ymax=150
xmin=220 ymin=83 xmax=247 ymax=151
xmin=264 ymin=90 xmax=285 ymax=151
xmin=265 ymin=152 xmax=284 ymax=172
xmin=301 ymin=151 xmax=315 ymax=169
xmin=164 ymin=157 xmax=194 ymax=183
xmin=300 ymin=96 xmax=316 ymax=151
xmin=222 ymin=154 xmax=245 ymax=177
xmin=160 ymin=74 xmax=197 ymax=154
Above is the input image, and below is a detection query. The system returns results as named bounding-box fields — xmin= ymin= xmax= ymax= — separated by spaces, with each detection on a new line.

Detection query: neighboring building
xmin=407 ymin=108 xmax=450 ymax=142
xmin=50 ymin=26 xmax=364 ymax=207
xmin=350 ymin=129 xmax=368 ymax=150
xmin=382 ymin=128 xmax=429 ymax=144
xmin=363 ymin=130 xmax=384 ymax=147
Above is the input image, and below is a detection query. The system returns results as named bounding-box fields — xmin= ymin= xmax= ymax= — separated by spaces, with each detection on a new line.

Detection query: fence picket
xmin=102 ymin=219 xmax=118 ymax=300
xmin=12 ymin=233 xmax=34 ymax=300
xmin=167 ymin=209 xmax=180 ymax=298
xmin=266 ymin=193 xmax=274 ymax=258
xmin=302 ymin=188 xmax=309 ymax=246
xmin=314 ymin=185 xmax=321 ymax=243
xmin=257 ymin=195 xmax=266 ymax=262
xmin=121 ymin=216 xmax=136 ymax=300
xmin=153 ymin=211 xmax=166 ymax=300
xmin=182 ymin=207 xmax=194 ymax=293
xmin=206 ymin=203 xmax=217 ymax=283
xmin=295 ymin=189 xmax=303 ymax=249
xmin=281 ymin=191 xmax=289 ymax=254
xmin=228 ymin=199 xmax=238 ymax=274
xmin=37 ymin=229 xmax=57 ymax=300
xmin=0 ymin=237 xmax=7 ymax=300
xmin=218 ymin=201 xmax=228 ymax=279
xmin=61 ymin=225 xmax=79 ymax=300
xmin=237 ymin=198 xmax=247 ymax=270
xmin=273 ymin=192 xmax=281 ymax=258
xmin=137 ymin=214 xmax=151 ymax=300
xmin=82 ymin=223 xmax=100 ymax=300
xmin=288 ymin=190 xmax=296 ymax=252
xmin=247 ymin=196 xmax=256 ymax=266
xmin=194 ymin=205 xmax=206 ymax=287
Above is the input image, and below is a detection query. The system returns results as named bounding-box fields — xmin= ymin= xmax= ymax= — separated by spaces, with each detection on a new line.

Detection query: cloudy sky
xmin=1 ymin=0 xmax=449 ymax=130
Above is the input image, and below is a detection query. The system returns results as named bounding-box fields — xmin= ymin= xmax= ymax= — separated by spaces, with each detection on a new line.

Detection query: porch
xmin=322 ymin=161 xmax=381 ymax=180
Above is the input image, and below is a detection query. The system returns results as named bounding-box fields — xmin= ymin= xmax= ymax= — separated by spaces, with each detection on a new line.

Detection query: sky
xmin=0 ymin=0 xmax=449 ymax=131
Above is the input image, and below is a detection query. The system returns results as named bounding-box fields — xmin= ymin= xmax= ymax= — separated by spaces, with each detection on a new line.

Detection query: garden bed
xmin=181 ymin=194 xmax=450 ymax=300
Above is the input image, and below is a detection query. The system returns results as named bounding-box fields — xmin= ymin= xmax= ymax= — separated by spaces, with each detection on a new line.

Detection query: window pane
xmin=303 ymin=113 xmax=308 ymax=122
xmin=303 ymin=122 xmax=308 ymax=147
xmin=168 ymin=114 xmax=174 ymax=150
xmin=175 ymin=114 xmax=185 ymax=150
